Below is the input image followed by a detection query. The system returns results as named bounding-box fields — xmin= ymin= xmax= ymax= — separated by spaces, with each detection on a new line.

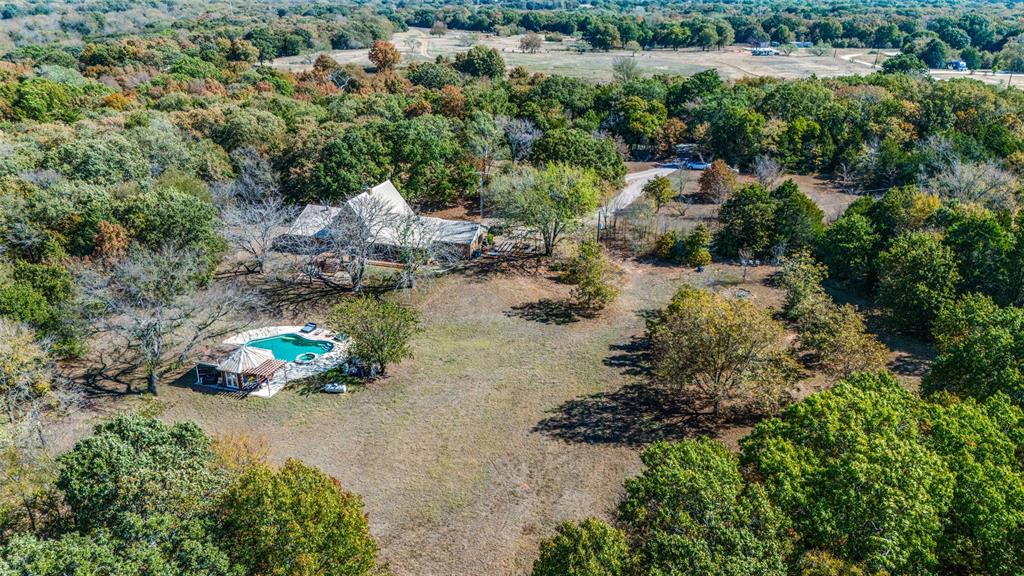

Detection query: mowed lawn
xmin=156 ymin=262 xmax=683 ymax=576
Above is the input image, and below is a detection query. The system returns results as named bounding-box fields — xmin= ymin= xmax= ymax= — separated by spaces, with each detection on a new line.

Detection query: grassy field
xmin=55 ymin=170 xmax=929 ymax=575
xmin=275 ymin=28 xmax=876 ymax=82
xmin=151 ymin=262 xmax=680 ymax=576
xmin=274 ymin=28 xmax=1024 ymax=89
xmin=62 ymin=253 xmax=932 ymax=576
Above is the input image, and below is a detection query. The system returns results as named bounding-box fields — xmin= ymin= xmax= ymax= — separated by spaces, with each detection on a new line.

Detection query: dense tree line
xmin=401 ymin=3 xmax=1024 ymax=65
xmin=0 ymin=414 xmax=381 ymax=576
xmin=533 ymin=372 xmax=1024 ymax=576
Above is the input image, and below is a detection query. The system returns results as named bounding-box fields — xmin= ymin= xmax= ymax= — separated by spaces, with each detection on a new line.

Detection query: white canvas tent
xmin=277 ymin=180 xmax=485 ymax=257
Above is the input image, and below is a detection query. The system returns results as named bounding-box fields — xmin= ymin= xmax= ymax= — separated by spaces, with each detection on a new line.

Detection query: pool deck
xmin=215 ymin=325 xmax=351 ymax=398
xmin=224 ymin=325 xmax=335 ymax=346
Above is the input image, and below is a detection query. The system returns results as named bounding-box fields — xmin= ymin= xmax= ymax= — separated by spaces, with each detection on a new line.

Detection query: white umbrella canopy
xmin=217 ymin=345 xmax=275 ymax=374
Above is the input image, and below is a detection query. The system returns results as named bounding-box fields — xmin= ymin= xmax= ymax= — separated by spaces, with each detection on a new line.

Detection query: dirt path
xmin=603 ymin=167 xmax=677 ymax=216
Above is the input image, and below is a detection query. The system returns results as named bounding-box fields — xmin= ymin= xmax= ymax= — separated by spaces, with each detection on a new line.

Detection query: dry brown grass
xmin=57 ymin=240 xmax=929 ymax=576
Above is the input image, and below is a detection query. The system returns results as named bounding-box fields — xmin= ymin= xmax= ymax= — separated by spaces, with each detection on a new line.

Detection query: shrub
xmin=327 ymin=297 xmax=421 ymax=376
xmin=532 ymin=518 xmax=631 ymax=576
xmin=697 ymin=159 xmax=736 ymax=203
xmin=562 ymin=241 xmax=620 ymax=312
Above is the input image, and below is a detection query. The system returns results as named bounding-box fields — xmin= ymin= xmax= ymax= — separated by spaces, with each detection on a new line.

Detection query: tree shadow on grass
xmin=536 ymin=334 xmax=761 ymax=446
xmin=533 ymin=384 xmax=761 ymax=446
xmin=604 ymin=335 xmax=653 ymax=377
xmin=288 ymin=370 xmax=363 ymax=397
xmin=505 ymin=298 xmax=580 ymax=325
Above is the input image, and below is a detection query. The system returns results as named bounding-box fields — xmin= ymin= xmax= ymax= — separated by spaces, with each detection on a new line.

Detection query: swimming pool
xmin=247 ymin=334 xmax=334 ymax=362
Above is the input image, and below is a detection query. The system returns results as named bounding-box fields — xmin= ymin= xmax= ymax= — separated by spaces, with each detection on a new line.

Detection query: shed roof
xmin=287 ymin=204 xmax=343 ymax=238
xmin=217 ymin=345 xmax=275 ymax=374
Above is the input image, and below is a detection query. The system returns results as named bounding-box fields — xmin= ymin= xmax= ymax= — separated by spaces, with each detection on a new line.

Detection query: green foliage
xmin=771 ymin=180 xmax=825 ymax=252
xmin=488 ymin=163 xmax=602 ymax=256
xmin=530 ymin=128 xmax=626 ymax=184
xmin=302 ymin=122 xmax=392 ymax=202
xmin=778 ymin=252 xmax=830 ymax=322
xmin=453 ymin=45 xmax=505 ymax=78
xmin=715 ymin=179 xmax=822 ymax=260
xmin=925 ymin=294 xmax=1024 ymax=404
xmin=218 ymin=459 xmax=378 ymax=576
xmin=619 ymin=439 xmax=791 ymax=576
xmin=408 ymin=62 xmax=461 ymax=89
xmin=714 ymin=184 xmax=776 ymax=259
xmin=816 ymin=213 xmax=879 ymax=291
xmin=0 ymin=529 xmax=238 ymax=576
xmin=653 ymin=230 xmax=679 ymax=260
xmin=562 ymin=241 xmax=619 ymax=312
xmin=170 ymin=55 xmax=223 ymax=80
xmin=120 ymin=187 xmax=225 ymax=270
xmin=43 ymin=133 xmax=149 ymax=185
xmin=876 ymin=231 xmax=960 ymax=336
xmin=0 ymin=283 xmax=50 ymax=327
xmin=328 ymin=296 xmax=422 ymax=376
xmin=531 ymin=518 xmax=631 ymax=576
xmin=642 ymin=175 xmax=674 ymax=211
xmin=882 ymin=53 xmax=928 ymax=74
xmin=680 ymin=224 xmax=713 ymax=267
xmin=741 ymin=372 xmax=953 ymax=575
xmin=647 ymin=286 xmax=796 ymax=415
xmin=779 ymin=254 xmax=889 ymax=377
xmin=216 ymin=107 xmax=287 ymax=153
xmin=940 ymin=205 xmax=1015 ymax=304
xmin=11 ymin=78 xmax=81 ymax=122
xmin=389 ymin=114 xmax=475 ymax=203
xmin=921 ymin=393 xmax=1024 ymax=575
xmin=56 ymin=413 xmax=217 ymax=532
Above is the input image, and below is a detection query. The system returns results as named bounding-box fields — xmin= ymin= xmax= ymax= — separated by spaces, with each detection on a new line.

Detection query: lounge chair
xmin=299 ymin=323 xmax=316 ymax=334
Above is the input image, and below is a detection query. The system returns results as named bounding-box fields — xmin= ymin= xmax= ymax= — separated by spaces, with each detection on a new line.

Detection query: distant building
xmin=792 ymin=41 xmax=814 ymax=49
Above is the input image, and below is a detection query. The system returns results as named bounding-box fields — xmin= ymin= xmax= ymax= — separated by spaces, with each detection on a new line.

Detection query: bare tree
xmin=213 ymin=147 xmax=280 ymax=205
xmin=924 ymin=158 xmax=1020 ymax=211
xmin=221 ymin=194 xmax=299 ymax=274
xmin=77 ymin=247 xmax=257 ymax=395
xmin=468 ymin=112 xmax=509 ymax=217
xmin=499 ymin=117 xmax=541 ymax=163
xmin=0 ymin=321 xmax=54 ymax=448
xmin=385 ymin=214 xmax=465 ymax=290
xmin=754 ymin=155 xmax=784 ymax=188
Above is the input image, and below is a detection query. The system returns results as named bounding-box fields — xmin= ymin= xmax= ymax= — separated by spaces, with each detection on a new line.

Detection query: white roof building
xmin=279 ymin=180 xmax=485 ymax=258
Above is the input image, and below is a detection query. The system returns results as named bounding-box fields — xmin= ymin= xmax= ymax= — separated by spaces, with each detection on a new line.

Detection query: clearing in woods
xmin=275 ymin=28 xmax=1024 ymax=88
xmin=275 ymin=28 xmax=876 ymax=81
xmin=65 ymin=171 xmax=923 ymax=576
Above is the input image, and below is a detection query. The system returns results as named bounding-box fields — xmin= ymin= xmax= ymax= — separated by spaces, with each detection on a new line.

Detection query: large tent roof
xmin=280 ymin=179 xmax=484 ymax=249
xmin=347 ymin=180 xmax=415 ymax=218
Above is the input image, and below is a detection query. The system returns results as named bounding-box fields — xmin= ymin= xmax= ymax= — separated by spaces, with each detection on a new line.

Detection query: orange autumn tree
xmin=368 ymin=40 xmax=400 ymax=71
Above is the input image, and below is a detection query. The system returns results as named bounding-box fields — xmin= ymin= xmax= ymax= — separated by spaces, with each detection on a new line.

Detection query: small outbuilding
xmin=215 ymin=345 xmax=286 ymax=390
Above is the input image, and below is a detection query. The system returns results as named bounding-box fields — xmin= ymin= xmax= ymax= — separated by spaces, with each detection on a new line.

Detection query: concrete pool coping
xmin=219 ymin=326 xmax=352 ymax=398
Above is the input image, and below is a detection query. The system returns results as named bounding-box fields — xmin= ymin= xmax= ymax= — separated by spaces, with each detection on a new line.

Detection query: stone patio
xmin=205 ymin=326 xmax=353 ymax=398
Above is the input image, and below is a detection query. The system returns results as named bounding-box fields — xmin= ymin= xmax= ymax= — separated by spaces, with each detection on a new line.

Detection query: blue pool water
xmin=247 ymin=334 xmax=334 ymax=362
